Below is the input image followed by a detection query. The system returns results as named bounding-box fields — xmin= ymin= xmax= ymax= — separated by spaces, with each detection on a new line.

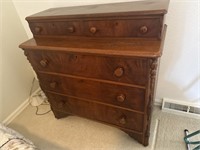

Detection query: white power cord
xmin=29 ymin=77 xmax=51 ymax=115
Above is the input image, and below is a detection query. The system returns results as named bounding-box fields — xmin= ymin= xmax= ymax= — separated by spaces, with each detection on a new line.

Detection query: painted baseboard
xmin=154 ymin=98 xmax=162 ymax=106
xmin=2 ymin=88 xmax=40 ymax=125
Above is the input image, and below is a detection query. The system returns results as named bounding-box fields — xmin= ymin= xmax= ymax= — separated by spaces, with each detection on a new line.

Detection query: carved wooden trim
xmin=23 ymin=50 xmax=32 ymax=63
xmin=150 ymin=58 xmax=158 ymax=79
xmin=144 ymin=58 xmax=159 ymax=145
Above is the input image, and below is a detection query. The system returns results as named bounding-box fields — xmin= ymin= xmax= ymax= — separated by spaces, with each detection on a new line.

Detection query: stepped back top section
xmin=26 ymin=0 xmax=169 ymax=39
xmin=26 ymin=0 xmax=169 ymax=21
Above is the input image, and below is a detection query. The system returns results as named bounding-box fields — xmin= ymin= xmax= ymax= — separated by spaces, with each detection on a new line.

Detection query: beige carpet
xmin=154 ymin=109 xmax=200 ymax=150
xmin=8 ymin=104 xmax=200 ymax=150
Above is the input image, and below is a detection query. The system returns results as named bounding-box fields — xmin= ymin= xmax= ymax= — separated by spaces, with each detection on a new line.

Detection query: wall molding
xmin=154 ymin=98 xmax=162 ymax=106
xmin=2 ymin=88 xmax=40 ymax=125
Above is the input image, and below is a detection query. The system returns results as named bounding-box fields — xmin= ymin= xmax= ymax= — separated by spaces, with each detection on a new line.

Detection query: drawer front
xmin=38 ymin=73 xmax=145 ymax=112
xmin=46 ymin=92 xmax=144 ymax=132
xmin=84 ymin=19 xmax=161 ymax=37
xmin=29 ymin=21 xmax=83 ymax=36
xmin=29 ymin=18 xmax=161 ymax=38
xmin=26 ymin=50 xmax=148 ymax=86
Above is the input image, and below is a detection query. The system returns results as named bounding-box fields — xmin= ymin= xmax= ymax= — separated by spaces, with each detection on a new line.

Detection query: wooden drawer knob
xmin=140 ymin=26 xmax=148 ymax=34
xmin=119 ymin=116 xmax=126 ymax=125
xmin=67 ymin=26 xmax=75 ymax=33
xmin=90 ymin=27 xmax=97 ymax=34
xmin=114 ymin=67 xmax=124 ymax=77
xmin=40 ymin=59 xmax=48 ymax=67
xmin=34 ymin=26 xmax=42 ymax=33
xmin=116 ymin=94 xmax=126 ymax=102
xmin=50 ymin=82 xmax=57 ymax=89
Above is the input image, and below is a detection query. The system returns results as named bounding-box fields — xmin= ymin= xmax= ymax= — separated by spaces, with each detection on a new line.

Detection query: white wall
xmin=12 ymin=0 xmax=200 ymax=104
xmin=0 ymin=0 xmax=3 ymax=121
xmin=0 ymin=0 xmax=34 ymax=122
xmin=157 ymin=1 xmax=200 ymax=104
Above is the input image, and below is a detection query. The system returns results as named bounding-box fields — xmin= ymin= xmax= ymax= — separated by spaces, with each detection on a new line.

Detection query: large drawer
xmin=38 ymin=73 xmax=145 ymax=112
xmin=26 ymin=50 xmax=148 ymax=86
xmin=29 ymin=18 xmax=161 ymax=38
xmin=46 ymin=92 xmax=144 ymax=132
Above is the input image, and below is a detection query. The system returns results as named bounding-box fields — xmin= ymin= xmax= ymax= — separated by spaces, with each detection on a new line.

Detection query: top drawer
xmin=25 ymin=50 xmax=149 ymax=86
xmin=29 ymin=18 xmax=162 ymax=38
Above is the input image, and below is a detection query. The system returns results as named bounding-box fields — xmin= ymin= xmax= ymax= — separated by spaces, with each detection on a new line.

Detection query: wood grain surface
xmin=19 ymin=0 xmax=169 ymax=146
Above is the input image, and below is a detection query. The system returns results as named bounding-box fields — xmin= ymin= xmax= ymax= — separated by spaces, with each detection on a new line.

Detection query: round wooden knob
xmin=140 ymin=26 xmax=148 ymax=34
xmin=50 ymin=82 xmax=57 ymax=89
xmin=34 ymin=26 xmax=42 ymax=33
xmin=116 ymin=94 xmax=126 ymax=102
xmin=67 ymin=26 xmax=75 ymax=33
xmin=119 ymin=116 xmax=126 ymax=125
xmin=114 ymin=67 xmax=124 ymax=77
xmin=90 ymin=27 xmax=97 ymax=34
xmin=40 ymin=59 xmax=48 ymax=67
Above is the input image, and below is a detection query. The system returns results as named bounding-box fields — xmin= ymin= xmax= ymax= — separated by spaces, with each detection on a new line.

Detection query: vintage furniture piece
xmin=19 ymin=0 xmax=169 ymax=146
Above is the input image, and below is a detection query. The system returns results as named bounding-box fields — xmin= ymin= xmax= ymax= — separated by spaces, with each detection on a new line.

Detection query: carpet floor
xmin=8 ymin=104 xmax=200 ymax=150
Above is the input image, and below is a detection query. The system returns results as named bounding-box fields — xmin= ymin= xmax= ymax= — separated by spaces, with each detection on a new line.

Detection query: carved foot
xmin=143 ymin=135 xmax=149 ymax=146
xmin=51 ymin=107 xmax=70 ymax=119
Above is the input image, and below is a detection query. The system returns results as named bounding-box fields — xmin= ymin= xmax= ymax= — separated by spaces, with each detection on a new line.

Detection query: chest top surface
xmin=19 ymin=35 xmax=166 ymax=58
xmin=21 ymin=0 xmax=169 ymax=58
xmin=26 ymin=0 xmax=169 ymax=21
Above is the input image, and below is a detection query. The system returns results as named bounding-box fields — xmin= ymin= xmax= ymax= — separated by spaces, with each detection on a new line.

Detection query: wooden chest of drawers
xmin=19 ymin=0 xmax=169 ymax=146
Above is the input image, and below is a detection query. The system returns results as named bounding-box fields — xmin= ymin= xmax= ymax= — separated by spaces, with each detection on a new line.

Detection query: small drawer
xmin=26 ymin=50 xmax=148 ymax=86
xmin=38 ymin=73 xmax=145 ymax=112
xmin=29 ymin=21 xmax=83 ymax=36
xmin=84 ymin=19 xmax=161 ymax=38
xmin=46 ymin=92 xmax=144 ymax=132
xmin=28 ymin=18 xmax=161 ymax=38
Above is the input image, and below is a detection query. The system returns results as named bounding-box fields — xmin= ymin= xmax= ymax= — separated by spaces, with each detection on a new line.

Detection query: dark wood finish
xmin=26 ymin=0 xmax=169 ymax=21
xmin=19 ymin=0 xmax=169 ymax=147
xmin=24 ymin=50 xmax=149 ymax=86
xmin=46 ymin=92 xmax=144 ymax=132
xmin=83 ymin=19 xmax=161 ymax=38
xmin=37 ymin=72 xmax=146 ymax=112
xmin=29 ymin=21 xmax=83 ymax=36
xmin=19 ymin=36 xmax=164 ymax=57
xmin=116 ymin=94 xmax=126 ymax=103
xmin=51 ymin=106 xmax=70 ymax=119
xmin=29 ymin=18 xmax=162 ymax=38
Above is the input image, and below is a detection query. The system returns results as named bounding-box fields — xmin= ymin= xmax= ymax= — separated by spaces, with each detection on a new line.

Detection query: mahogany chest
xmin=19 ymin=0 xmax=169 ymax=146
